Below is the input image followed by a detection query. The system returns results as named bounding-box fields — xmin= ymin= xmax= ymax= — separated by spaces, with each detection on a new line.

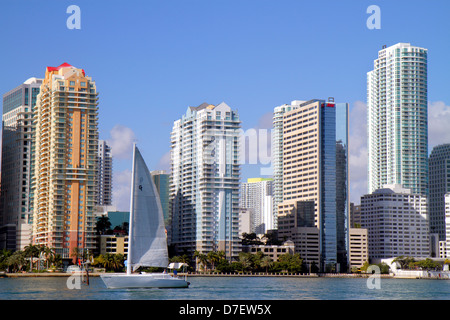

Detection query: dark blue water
xmin=0 ymin=276 xmax=449 ymax=300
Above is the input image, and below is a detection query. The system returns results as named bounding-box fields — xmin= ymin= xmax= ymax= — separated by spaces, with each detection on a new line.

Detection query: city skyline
xmin=1 ymin=1 xmax=450 ymax=211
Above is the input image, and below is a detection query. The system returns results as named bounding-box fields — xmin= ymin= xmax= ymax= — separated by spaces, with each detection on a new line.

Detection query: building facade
xmin=429 ymin=144 xmax=450 ymax=241
xmin=239 ymin=178 xmax=274 ymax=235
xmin=367 ymin=43 xmax=428 ymax=195
xmin=32 ymin=63 xmax=99 ymax=261
xmin=276 ymin=99 xmax=349 ymax=272
xmin=96 ymin=140 xmax=113 ymax=206
xmin=0 ymin=77 xmax=42 ymax=251
xmin=360 ymin=184 xmax=430 ymax=260
xmin=151 ymin=170 xmax=170 ymax=224
xmin=348 ymin=228 xmax=369 ymax=269
xmin=272 ymin=101 xmax=304 ymax=228
xmin=170 ymin=102 xmax=241 ymax=261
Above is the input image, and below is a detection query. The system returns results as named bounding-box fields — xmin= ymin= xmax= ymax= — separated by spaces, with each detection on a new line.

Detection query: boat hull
xmin=100 ymin=273 xmax=189 ymax=289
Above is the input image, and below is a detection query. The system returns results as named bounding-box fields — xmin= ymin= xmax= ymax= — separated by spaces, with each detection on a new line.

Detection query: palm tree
xmin=261 ymin=256 xmax=273 ymax=273
xmin=194 ymin=250 xmax=208 ymax=272
xmin=24 ymin=244 xmax=39 ymax=272
xmin=7 ymin=251 xmax=27 ymax=272
xmin=207 ymin=251 xmax=221 ymax=271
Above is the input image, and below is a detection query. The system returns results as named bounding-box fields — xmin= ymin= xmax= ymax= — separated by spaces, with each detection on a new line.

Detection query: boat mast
xmin=126 ymin=143 xmax=137 ymax=275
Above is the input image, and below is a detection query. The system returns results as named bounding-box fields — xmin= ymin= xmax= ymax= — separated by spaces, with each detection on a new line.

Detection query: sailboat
xmin=100 ymin=145 xmax=189 ymax=289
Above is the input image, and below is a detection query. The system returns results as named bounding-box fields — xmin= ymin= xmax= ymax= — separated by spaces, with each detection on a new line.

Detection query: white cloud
xmin=112 ymin=169 xmax=132 ymax=211
xmin=157 ymin=151 xmax=171 ymax=172
xmin=428 ymin=101 xmax=450 ymax=150
xmin=107 ymin=125 xmax=137 ymax=160
xmin=348 ymin=101 xmax=368 ymax=204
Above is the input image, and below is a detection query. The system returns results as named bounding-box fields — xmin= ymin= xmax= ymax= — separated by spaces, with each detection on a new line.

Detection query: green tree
xmin=24 ymin=244 xmax=39 ymax=271
xmin=0 ymin=249 xmax=12 ymax=271
xmin=96 ymin=216 xmax=112 ymax=235
xmin=7 ymin=251 xmax=27 ymax=272
xmin=260 ymin=256 xmax=273 ymax=273
xmin=238 ymin=252 xmax=253 ymax=272
xmin=415 ymin=258 xmax=440 ymax=271
xmin=194 ymin=250 xmax=208 ymax=272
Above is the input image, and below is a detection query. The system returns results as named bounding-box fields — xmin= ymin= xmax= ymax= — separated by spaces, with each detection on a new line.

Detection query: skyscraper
xmin=97 ymin=140 xmax=113 ymax=206
xmin=239 ymin=178 xmax=274 ymax=234
xmin=0 ymin=77 xmax=42 ymax=251
xmin=429 ymin=144 xmax=450 ymax=240
xmin=170 ymin=102 xmax=241 ymax=260
xmin=32 ymin=63 xmax=99 ymax=261
xmin=272 ymin=101 xmax=304 ymax=229
xmin=151 ymin=170 xmax=170 ymax=223
xmin=367 ymin=43 xmax=428 ymax=195
xmin=277 ymin=99 xmax=349 ymax=272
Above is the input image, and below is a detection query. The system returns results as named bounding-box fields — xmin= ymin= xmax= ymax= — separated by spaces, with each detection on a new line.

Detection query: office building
xmin=429 ymin=144 xmax=450 ymax=240
xmin=32 ymin=63 xmax=99 ymax=261
xmin=170 ymin=102 xmax=241 ymax=260
xmin=277 ymin=200 xmax=320 ymax=268
xmin=445 ymin=193 xmax=450 ymax=258
xmin=360 ymin=184 xmax=430 ymax=259
xmin=0 ymin=77 xmax=42 ymax=250
xmin=277 ymin=99 xmax=349 ymax=272
xmin=348 ymin=228 xmax=369 ymax=269
xmin=239 ymin=178 xmax=274 ymax=234
xmin=272 ymin=101 xmax=304 ymax=228
xmin=151 ymin=170 xmax=170 ymax=223
xmin=96 ymin=140 xmax=112 ymax=206
xmin=367 ymin=43 xmax=428 ymax=195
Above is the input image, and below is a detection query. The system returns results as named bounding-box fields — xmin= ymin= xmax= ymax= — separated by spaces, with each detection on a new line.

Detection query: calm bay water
xmin=0 ymin=276 xmax=449 ymax=300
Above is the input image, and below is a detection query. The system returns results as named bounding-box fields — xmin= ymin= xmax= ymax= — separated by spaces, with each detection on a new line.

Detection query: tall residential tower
xmin=170 ymin=102 xmax=241 ymax=261
xmin=32 ymin=63 xmax=99 ymax=261
xmin=367 ymin=43 xmax=428 ymax=195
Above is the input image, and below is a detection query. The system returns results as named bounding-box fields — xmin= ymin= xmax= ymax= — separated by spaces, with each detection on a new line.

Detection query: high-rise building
xmin=367 ymin=43 xmax=428 ymax=195
xmin=0 ymin=77 xmax=42 ymax=251
xmin=272 ymin=101 xmax=304 ymax=228
xmin=151 ymin=170 xmax=170 ymax=223
xmin=32 ymin=63 xmax=99 ymax=261
xmin=97 ymin=140 xmax=113 ymax=206
xmin=360 ymin=184 xmax=429 ymax=259
xmin=429 ymin=144 xmax=450 ymax=241
xmin=277 ymin=99 xmax=349 ymax=272
xmin=170 ymin=102 xmax=241 ymax=260
xmin=239 ymin=178 xmax=273 ymax=234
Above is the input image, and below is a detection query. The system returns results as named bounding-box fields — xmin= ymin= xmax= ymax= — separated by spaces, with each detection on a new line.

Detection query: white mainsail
xmin=128 ymin=145 xmax=169 ymax=272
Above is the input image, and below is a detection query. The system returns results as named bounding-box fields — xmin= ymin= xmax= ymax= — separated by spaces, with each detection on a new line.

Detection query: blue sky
xmin=1 ymin=0 xmax=450 ymax=209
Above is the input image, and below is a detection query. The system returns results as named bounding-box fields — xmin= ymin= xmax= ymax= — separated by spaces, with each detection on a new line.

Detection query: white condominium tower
xmin=1 ymin=77 xmax=42 ymax=251
xmin=367 ymin=43 xmax=428 ymax=195
xmin=170 ymin=102 xmax=241 ymax=260
xmin=239 ymin=178 xmax=274 ymax=235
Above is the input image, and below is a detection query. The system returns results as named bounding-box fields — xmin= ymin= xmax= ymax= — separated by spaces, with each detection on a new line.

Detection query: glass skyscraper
xmin=367 ymin=43 xmax=428 ymax=195
xmin=0 ymin=77 xmax=42 ymax=251
xmin=429 ymin=144 xmax=450 ymax=241
xmin=277 ymin=99 xmax=349 ymax=272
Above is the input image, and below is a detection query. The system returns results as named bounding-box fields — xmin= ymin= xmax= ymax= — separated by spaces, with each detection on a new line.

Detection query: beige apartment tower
xmin=32 ymin=63 xmax=99 ymax=261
